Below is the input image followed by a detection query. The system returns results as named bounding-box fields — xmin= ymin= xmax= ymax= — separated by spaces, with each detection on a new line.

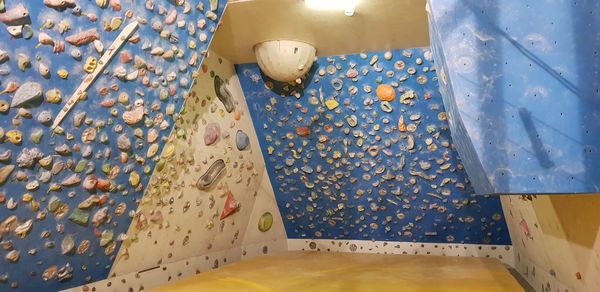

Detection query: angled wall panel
xmin=0 ymin=1 xmax=226 ymax=290
xmin=109 ymin=50 xmax=287 ymax=276
xmin=427 ymin=0 xmax=600 ymax=194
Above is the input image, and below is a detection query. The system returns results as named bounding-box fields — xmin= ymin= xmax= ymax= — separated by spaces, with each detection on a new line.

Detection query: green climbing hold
xmin=68 ymin=209 xmax=89 ymax=226
xmin=74 ymin=159 xmax=88 ymax=173
xmin=258 ymin=212 xmax=274 ymax=232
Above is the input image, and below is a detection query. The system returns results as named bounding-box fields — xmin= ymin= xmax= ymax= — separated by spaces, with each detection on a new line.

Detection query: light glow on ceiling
xmin=305 ymin=0 xmax=357 ymax=16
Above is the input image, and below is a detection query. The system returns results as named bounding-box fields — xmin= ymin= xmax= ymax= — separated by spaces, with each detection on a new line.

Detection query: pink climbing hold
xmin=204 ymin=123 xmax=220 ymax=145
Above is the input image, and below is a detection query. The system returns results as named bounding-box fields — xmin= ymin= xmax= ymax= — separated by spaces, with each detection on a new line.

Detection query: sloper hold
xmin=11 ymin=82 xmax=42 ymax=108
xmin=214 ymin=75 xmax=235 ymax=113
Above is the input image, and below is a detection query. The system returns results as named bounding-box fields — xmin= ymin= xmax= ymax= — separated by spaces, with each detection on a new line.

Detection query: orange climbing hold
xmin=376 ymin=84 xmax=396 ymax=102
xmin=296 ymin=126 xmax=311 ymax=137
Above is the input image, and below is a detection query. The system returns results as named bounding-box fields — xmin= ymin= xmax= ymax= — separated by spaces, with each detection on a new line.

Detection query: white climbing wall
xmin=107 ymin=49 xmax=287 ymax=278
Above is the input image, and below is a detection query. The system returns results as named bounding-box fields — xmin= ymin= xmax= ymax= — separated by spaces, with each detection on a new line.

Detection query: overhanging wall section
xmin=427 ymin=0 xmax=600 ymax=194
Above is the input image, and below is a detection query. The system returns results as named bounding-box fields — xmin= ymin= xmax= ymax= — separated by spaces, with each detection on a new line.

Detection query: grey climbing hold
xmin=236 ymin=130 xmax=249 ymax=150
xmin=11 ymin=82 xmax=42 ymax=108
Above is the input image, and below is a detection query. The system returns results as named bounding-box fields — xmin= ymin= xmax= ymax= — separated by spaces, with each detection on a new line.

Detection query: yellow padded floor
xmin=154 ymin=251 xmax=524 ymax=292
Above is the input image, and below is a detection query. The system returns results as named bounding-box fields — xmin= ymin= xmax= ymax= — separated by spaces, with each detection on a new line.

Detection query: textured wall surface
xmin=109 ymin=49 xmax=287 ymax=277
xmin=0 ymin=0 xmax=225 ymax=290
xmin=502 ymin=194 xmax=600 ymax=292
xmin=238 ymin=48 xmax=510 ymax=245
xmin=427 ymin=0 xmax=600 ymax=194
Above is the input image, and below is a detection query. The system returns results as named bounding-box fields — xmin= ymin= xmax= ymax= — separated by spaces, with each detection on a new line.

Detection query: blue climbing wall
xmin=238 ymin=48 xmax=511 ymax=245
xmin=427 ymin=0 xmax=600 ymax=194
xmin=0 ymin=1 xmax=225 ymax=290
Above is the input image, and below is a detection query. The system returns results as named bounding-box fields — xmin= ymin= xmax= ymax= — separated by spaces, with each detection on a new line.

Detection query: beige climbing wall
xmin=107 ymin=49 xmax=287 ymax=277
xmin=502 ymin=195 xmax=600 ymax=292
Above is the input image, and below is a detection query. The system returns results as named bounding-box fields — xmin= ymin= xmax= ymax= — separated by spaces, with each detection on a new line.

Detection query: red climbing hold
xmin=220 ymin=191 xmax=240 ymax=220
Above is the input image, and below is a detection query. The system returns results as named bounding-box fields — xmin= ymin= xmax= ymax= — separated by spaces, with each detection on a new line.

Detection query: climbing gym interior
xmin=0 ymin=0 xmax=598 ymax=291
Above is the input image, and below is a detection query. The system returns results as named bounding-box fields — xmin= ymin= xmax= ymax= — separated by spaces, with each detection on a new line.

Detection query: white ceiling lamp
xmin=253 ymin=40 xmax=317 ymax=84
xmin=305 ymin=0 xmax=357 ymax=16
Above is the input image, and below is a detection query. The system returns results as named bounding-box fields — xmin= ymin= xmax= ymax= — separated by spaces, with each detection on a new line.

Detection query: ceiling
xmin=210 ymin=0 xmax=430 ymax=64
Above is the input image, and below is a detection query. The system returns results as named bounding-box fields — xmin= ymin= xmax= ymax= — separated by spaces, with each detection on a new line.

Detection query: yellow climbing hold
xmin=292 ymin=149 xmax=300 ymax=159
xmin=22 ymin=193 xmax=33 ymax=202
xmin=48 ymin=183 xmax=62 ymax=193
xmin=110 ymin=17 xmax=123 ymax=31
xmin=162 ymin=144 xmax=175 ymax=159
xmin=325 ymin=99 xmax=339 ymax=110
xmin=45 ymin=89 xmax=62 ymax=104
xmin=6 ymin=129 xmax=23 ymax=145
xmin=57 ymin=69 xmax=69 ymax=79
xmin=83 ymin=57 xmax=97 ymax=74
xmin=129 ymin=171 xmax=140 ymax=187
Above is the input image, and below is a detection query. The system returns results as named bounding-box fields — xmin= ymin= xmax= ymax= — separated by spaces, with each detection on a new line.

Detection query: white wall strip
xmin=63 ymin=239 xmax=288 ymax=292
xmin=288 ymin=239 xmax=515 ymax=267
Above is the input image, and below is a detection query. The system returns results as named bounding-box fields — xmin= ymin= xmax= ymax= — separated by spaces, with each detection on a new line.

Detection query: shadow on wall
xmin=572 ymin=1 xmax=600 ymax=193
xmin=258 ymin=62 xmax=320 ymax=98
xmin=547 ymin=195 xmax=600 ymax=248
xmin=503 ymin=194 xmax=600 ymax=291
